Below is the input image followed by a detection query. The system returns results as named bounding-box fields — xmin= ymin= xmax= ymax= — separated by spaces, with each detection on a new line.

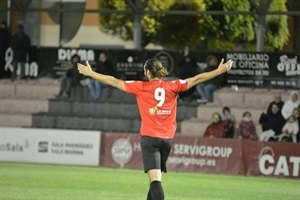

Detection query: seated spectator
xmin=281 ymin=91 xmax=300 ymax=120
xmin=266 ymin=93 xmax=284 ymax=115
xmin=87 ymin=52 xmax=116 ymax=100
xmin=237 ymin=111 xmax=257 ymax=140
xmin=292 ymin=108 xmax=300 ymax=142
xmin=196 ymin=55 xmax=226 ymax=103
xmin=259 ymin=103 xmax=286 ymax=141
xmin=203 ymin=112 xmax=230 ymax=138
xmin=222 ymin=106 xmax=236 ymax=138
xmin=56 ymin=54 xmax=83 ymax=98
xmin=278 ymin=115 xmax=299 ymax=143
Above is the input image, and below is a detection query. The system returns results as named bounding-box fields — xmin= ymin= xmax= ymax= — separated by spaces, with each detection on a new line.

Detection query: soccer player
xmin=77 ymin=58 xmax=233 ymax=200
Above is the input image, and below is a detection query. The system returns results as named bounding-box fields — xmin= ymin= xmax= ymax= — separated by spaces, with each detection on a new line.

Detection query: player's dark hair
xmin=144 ymin=58 xmax=168 ymax=78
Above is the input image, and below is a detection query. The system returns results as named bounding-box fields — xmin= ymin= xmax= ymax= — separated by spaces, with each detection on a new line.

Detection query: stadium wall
xmin=1 ymin=127 xmax=299 ymax=179
xmin=3 ymin=47 xmax=300 ymax=89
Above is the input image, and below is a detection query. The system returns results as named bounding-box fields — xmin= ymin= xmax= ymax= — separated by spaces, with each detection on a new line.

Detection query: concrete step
xmin=0 ymin=99 xmax=49 ymax=114
xmin=0 ymin=113 xmax=32 ymax=127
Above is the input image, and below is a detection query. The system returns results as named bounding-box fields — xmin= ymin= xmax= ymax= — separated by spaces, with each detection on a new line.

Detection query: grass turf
xmin=0 ymin=162 xmax=299 ymax=200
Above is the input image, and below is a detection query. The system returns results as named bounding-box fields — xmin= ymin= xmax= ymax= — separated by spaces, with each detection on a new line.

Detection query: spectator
xmin=177 ymin=47 xmax=198 ymax=102
xmin=259 ymin=103 xmax=286 ymax=142
xmin=222 ymin=106 xmax=236 ymax=138
xmin=203 ymin=112 xmax=230 ymax=138
xmin=0 ymin=20 xmax=11 ymax=79
xmin=291 ymin=108 xmax=300 ymax=142
xmin=237 ymin=111 xmax=257 ymax=140
xmin=281 ymin=91 xmax=300 ymax=120
xmin=87 ymin=52 xmax=116 ymax=100
xmin=196 ymin=55 xmax=226 ymax=103
xmin=10 ymin=23 xmax=31 ymax=81
xmin=56 ymin=54 xmax=82 ymax=98
xmin=266 ymin=93 xmax=284 ymax=115
xmin=278 ymin=115 xmax=299 ymax=143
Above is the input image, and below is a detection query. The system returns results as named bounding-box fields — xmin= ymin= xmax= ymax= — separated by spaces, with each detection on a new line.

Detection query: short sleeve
xmin=124 ymin=80 xmax=143 ymax=95
xmin=172 ymin=79 xmax=188 ymax=93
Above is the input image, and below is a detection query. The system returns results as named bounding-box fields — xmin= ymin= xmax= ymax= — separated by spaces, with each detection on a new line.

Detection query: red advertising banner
xmin=101 ymin=132 xmax=143 ymax=169
xmin=168 ymin=136 xmax=242 ymax=175
xmin=101 ymin=133 xmax=300 ymax=178
xmin=101 ymin=133 xmax=242 ymax=175
xmin=242 ymin=140 xmax=300 ymax=179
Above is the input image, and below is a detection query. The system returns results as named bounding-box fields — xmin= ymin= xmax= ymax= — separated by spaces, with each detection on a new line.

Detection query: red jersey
xmin=124 ymin=79 xmax=188 ymax=139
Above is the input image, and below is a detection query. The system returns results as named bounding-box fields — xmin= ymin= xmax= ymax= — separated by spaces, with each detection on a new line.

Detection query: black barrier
xmin=3 ymin=47 xmax=300 ymax=89
xmin=226 ymin=52 xmax=300 ymax=89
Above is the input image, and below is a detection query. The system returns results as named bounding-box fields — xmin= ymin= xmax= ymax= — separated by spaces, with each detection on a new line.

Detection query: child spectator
xmin=237 ymin=111 xmax=257 ymax=140
xmin=279 ymin=115 xmax=299 ymax=143
xmin=222 ymin=106 xmax=236 ymax=138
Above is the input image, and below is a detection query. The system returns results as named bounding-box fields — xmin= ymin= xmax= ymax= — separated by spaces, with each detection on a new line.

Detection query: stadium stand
xmin=181 ymin=87 xmax=292 ymax=137
xmin=0 ymin=79 xmax=293 ymax=135
xmin=0 ymin=79 xmax=197 ymax=133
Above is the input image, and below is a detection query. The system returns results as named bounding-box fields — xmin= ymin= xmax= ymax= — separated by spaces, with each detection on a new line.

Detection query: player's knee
xmin=148 ymin=169 xmax=162 ymax=182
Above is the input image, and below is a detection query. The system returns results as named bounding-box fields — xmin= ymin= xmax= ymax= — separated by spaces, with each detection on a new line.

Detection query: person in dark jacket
xmin=177 ymin=47 xmax=198 ymax=102
xmin=259 ymin=103 xmax=286 ymax=141
xmin=0 ymin=20 xmax=11 ymax=79
xmin=266 ymin=93 xmax=284 ymax=115
xmin=57 ymin=54 xmax=82 ymax=98
xmin=10 ymin=24 xmax=31 ymax=80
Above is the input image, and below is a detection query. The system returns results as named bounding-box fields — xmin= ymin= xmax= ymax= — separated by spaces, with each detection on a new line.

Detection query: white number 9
xmin=154 ymin=88 xmax=165 ymax=107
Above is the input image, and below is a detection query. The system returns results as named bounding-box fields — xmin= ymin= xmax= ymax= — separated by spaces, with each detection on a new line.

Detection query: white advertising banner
xmin=0 ymin=127 xmax=101 ymax=166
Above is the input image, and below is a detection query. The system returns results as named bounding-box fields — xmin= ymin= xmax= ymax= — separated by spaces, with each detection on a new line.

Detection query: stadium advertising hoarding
xmin=0 ymin=127 xmax=101 ymax=166
xmin=226 ymin=52 xmax=300 ymax=89
xmin=3 ymin=47 xmax=299 ymax=89
xmin=101 ymin=133 xmax=243 ymax=175
xmin=168 ymin=136 xmax=242 ymax=175
xmin=102 ymin=132 xmax=143 ymax=169
xmin=102 ymin=133 xmax=300 ymax=178
xmin=242 ymin=140 xmax=300 ymax=179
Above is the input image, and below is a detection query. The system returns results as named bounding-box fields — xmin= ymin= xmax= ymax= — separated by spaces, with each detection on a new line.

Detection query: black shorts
xmin=140 ymin=136 xmax=172 ymax=173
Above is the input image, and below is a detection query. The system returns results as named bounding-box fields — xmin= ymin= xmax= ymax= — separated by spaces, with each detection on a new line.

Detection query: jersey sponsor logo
xmin=149 ymin=106 xmax=158 ymax=115
xmin=148 ymin=106 xmax=171 ymax=115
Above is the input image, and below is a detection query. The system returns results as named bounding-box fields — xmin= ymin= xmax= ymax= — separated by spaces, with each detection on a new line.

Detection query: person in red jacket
xmin=77 ymin=58 xmax=233 ymax=200
xmin=203 ymin=112 xmax=230 ymax=138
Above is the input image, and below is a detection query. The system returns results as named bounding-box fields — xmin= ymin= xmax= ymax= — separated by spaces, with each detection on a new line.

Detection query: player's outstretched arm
xmin=77 ymin=61 xmax=126 ymax=92
xmin=185 ymin=58 xmax=233 ymax=90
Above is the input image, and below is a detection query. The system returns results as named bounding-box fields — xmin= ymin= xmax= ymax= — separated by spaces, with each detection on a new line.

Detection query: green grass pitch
xmin=0 ymin=162 xmax=299 ymax=200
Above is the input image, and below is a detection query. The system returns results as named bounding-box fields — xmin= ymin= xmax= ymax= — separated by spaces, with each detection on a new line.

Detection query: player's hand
xmin=77 ymin=61 xmax=93 ymax=76
xmin=218 ymin=59 xmax=233 ymax=74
